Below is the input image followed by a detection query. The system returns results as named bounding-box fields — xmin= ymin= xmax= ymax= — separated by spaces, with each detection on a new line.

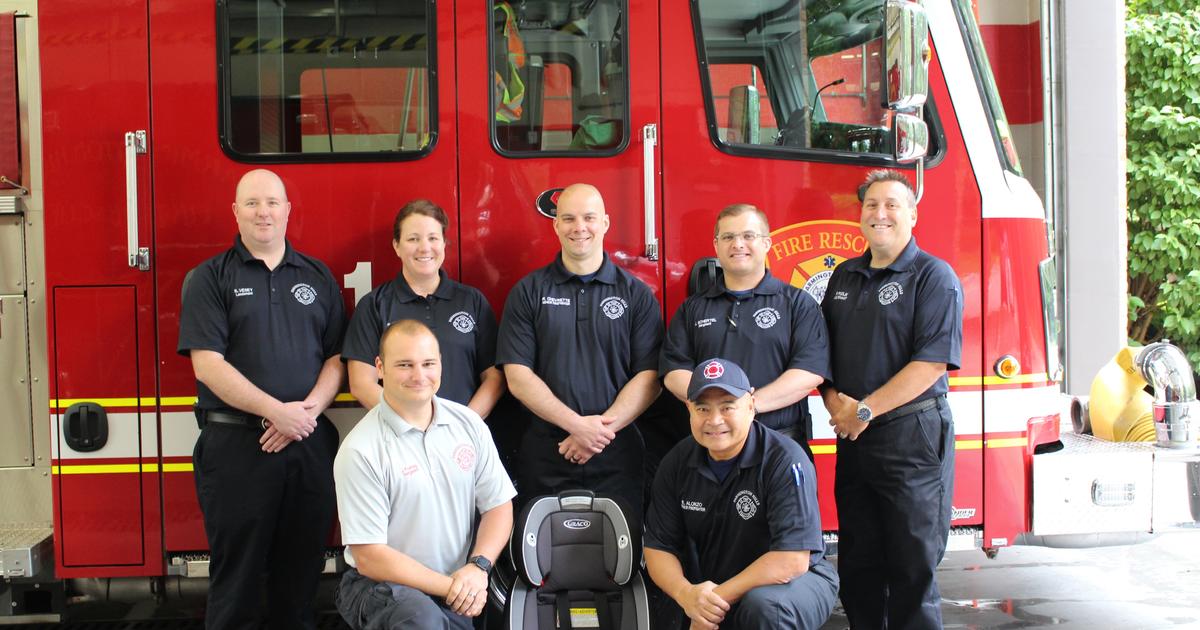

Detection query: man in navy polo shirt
xmin=178 ymin=169 xmax=346 ymax=630
xmin=660 ymin=203 xmax=829 ymax=461
xmin=496 ymin=183 xmax=662 ymax=518
xmin=644 ymin=358 xmax=838 ymax=630
xmin=820 ymin=169 xmax=963 ymax=629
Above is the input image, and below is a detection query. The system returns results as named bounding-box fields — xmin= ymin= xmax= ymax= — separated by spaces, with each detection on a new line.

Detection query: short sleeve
xmin=765 ymin=444 xmax=825 ymax=553
xmin=627 ymin=281 xmax=664 ymax=374
xmin=319 ymin=265 xmax=348 ymax=360
xmin=333 ymin=443 xmax=391 ymax=546
xmin=910 ymin=262 xmax=963 ymax=370
xmin=495 ymin=278 xmax=538 ymax=369
xmin=786 ymin=290 xmax=831 ymax=379
xmin=342 ymin=290 xmax=384 ymax=365
xmin=659 ymin=301 xmax=696 ymax=376
xmin=643 ymin=449 xmax=687 ymax=555
xmin=473 ymin=292 xmax=499 ymax=374
xmin=177 ymin=263 xmax=229 ymax=357
xmin=471 ymin=416 xmax=517 ymax=512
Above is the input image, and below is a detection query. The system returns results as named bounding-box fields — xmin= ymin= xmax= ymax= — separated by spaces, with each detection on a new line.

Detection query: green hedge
xmin=1126 ymin=0 xmax=1200 ymax=369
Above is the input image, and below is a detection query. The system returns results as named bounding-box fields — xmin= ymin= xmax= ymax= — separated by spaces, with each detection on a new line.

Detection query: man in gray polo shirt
xmin=334 ymin=320 xmax=516 ymax=629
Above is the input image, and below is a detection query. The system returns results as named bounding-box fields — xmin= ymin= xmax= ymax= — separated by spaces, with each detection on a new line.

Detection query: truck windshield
xmin=954 ymin=0 xmax=1023 ymax=175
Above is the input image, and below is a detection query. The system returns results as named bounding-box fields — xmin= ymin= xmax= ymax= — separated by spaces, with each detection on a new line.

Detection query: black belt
xmin=204 ymin=409 xmax=267 ymax=430
xmin=874 ymin=396 xmax=944 ymax=424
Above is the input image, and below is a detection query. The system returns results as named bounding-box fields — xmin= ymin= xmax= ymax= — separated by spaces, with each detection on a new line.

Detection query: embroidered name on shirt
xmin=402 ymin=464 xmax=419 ymax=477
xmin=542 ymin=297 xmax=571 ymax=306
xmin=681 ymin=500 xmax=706 ymax=513
xmin=696 ymin=317 xmax=718 ymax=328
xmin=233 ymin=288 xmax=253 ymax=297
xmin=832 ymin=290 xmax=849 ymax=301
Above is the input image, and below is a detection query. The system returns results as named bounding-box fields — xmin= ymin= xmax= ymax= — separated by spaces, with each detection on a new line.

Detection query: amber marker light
xmin=994 ymin=355 xmax=1021 ymax=379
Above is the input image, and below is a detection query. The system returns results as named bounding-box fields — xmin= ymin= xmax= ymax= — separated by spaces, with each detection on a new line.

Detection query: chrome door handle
xmin=642 ymin=123 xmax=659 ymax=261
xmin=125 ymin=130 xmax=149 ymax=271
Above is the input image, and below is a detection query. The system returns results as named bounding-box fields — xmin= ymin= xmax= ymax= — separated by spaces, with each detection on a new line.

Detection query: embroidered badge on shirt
xmin=449 ymin=311 xmax=476 ymax=333
xmin=291 ymin=283 xmax=317 ymax=305
xmin=600 ymin=296 xmax=627 ymax=320
xmin=878 ymin=281 xmax=904 ymax=305
xmin=452 ymin=444 xmax=476 ymax=471
xmin=734 ymin=490 xmax=760 ymax=520
xmin=753 ymin=307 xmax=780 ymax=329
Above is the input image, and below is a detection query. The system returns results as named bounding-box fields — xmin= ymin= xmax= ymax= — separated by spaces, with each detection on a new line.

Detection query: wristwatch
xmin=468 ymin=555 xmax=493 ymax=574
xmin=856 ymin=401 xmax=874 ymax=423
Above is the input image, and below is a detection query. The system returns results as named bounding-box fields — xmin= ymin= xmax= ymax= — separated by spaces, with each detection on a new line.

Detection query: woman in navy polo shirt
xmin=342 ymin=199 xmax=504 ymax=416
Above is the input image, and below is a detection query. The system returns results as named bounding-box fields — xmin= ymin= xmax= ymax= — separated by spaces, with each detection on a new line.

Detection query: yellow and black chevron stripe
xmin=229 ymin=34 xmax=428 ymax=55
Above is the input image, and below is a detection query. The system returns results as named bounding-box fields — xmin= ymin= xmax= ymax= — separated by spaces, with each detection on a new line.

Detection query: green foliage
xmin=1126 ymin=1 xmax=1200 ymax=370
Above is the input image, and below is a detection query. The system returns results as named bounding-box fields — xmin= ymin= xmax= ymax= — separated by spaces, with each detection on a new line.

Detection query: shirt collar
xmin=376 ymin=395 xmax=451 ymax=436
xmin=701 ymin=270 xmax=785 ymax=299
xmin=684 ymin=421 xmax=764 ymax=480
xmin=393 ymin=269 xmax=454 ymax=303
xmin=233 ymin=235 xmax=298 ymax=267
xmin=852 ymin=237 xmax=921 ymax=275
xmin=550 ymin=252 xmax=618 ymax=285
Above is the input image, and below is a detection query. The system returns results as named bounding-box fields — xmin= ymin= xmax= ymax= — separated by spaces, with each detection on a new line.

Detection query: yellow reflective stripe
xmin=948 ymin=373 xmax=1050 ymax=387
xmin=52 ymin=394 xmax=357 ymax=410
xmin=52 ymin=462 xmax=195 ymax=475
xmin=812 ymin=444 xmax=837 ymax=455
xmin=957 ymin=439 xmax=984 ymax=450
xmin=986 ymin=437 xmax=1029 ymax=449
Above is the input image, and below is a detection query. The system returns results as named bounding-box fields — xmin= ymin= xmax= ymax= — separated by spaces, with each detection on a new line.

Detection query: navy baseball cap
xmin=687 ymin=358 xmax=752 ymax=401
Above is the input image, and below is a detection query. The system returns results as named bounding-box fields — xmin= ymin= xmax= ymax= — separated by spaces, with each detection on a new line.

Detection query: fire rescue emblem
xmin=291 ymin=283 xmax=317 ymax=305
xmin=702 ymin=360 xmax=724 ymax=379
xmin=878 ymin=281 xmax=904 ymax=305
xmin=734 ymin=490 xmax=760 ymax=520
xmin=600 ymin=296 xmax=627 ymax=320
xmin=766 ymin=220 xmax=866 ymax=303
xmin=449 ymin=311 xmax=476 ymax=333
xmin=753 ymin=307 xmax=780 ymax=329
xmin=453 ymin=444 xmax=476 ymax=471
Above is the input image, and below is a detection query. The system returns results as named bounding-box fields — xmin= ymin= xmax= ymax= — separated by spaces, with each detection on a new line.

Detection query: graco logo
xmin=878 ymin=281 xmax=904 ymax=306
xmin=291 ymin=283 xmax=317 ymax=305
xmin=563 ymin=518 xmax=592 ymax=530
xmin=449 ymin=311 xmax=476 ymax=333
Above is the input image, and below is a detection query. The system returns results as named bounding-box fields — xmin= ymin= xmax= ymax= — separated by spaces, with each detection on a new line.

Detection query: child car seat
xmin=505 ymin=490 xmax=650 ymax=629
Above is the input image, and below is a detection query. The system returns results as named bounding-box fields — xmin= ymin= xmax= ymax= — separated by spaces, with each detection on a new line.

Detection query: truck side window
xmin=490 ymin=0 xmax=629 ymax=156
xmin=219 ymin=0 xmax=435 ymax=160
xmin=694 ymin=0 xmax=938 ymax=160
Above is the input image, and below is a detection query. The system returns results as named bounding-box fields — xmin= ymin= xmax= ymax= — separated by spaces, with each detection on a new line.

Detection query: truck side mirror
xmin=883 ymin=0 xmax=930 ymax=111
xmin=893 ymin=111 xmax=928 ymax=164
xmin=726 ymin=85 xmax=761 ymax=144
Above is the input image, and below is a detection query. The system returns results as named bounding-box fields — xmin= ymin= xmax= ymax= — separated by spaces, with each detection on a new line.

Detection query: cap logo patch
xmin=600 ymin=296 xmax=627 ymax=320
xmin=734 ymin=490 xmax=760 ymax=520
xmin=449 ymin=311 xmax=476 ymax=333
xmin=702 ymin=361 xmax=724 ymax=380
xmin=452 ymin=444 xmax=476 ymax=471
xmin=291 ymin=283 xmax=317 ymax=305
xmin=563 ymin=518 xmax=592 ymax=530
xmin=753 ymin=307 xmax=780 ymax=329
xmin=878 ymin=281 xmax=904 ymax=305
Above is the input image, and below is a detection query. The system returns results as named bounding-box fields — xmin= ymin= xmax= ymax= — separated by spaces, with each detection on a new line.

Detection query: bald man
xmin=496 ymin=183 xmax=663 ymax=520
xmin=178 ymin=169 xmax=346 ymax=630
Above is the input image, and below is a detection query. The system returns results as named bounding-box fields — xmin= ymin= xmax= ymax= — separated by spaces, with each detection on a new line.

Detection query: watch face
xmin=856 ymin=405 xmax=871 ymax=422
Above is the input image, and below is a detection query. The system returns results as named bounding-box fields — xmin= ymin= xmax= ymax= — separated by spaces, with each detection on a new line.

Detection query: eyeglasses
xmin=716 ymin=231 xmax=766 ymax=244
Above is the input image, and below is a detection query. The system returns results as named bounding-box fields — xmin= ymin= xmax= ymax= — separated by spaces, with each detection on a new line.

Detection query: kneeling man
xmin=644 ymin=358 xmax=838 ymax=630
xmin=334 ymin=320 xmax=516 ymax=629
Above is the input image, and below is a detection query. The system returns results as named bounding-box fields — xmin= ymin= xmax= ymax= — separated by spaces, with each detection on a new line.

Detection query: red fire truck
xmin=2 ymin=0 xmax=1188 ymax=621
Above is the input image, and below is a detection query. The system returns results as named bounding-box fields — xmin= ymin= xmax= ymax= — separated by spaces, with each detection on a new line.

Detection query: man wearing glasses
xmin=660 ymin=204 xmax=830 ymax=460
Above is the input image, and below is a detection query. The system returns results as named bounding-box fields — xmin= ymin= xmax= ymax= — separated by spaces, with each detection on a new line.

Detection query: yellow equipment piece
xmin=1087 ymin=346 xmax=1158 ymax=442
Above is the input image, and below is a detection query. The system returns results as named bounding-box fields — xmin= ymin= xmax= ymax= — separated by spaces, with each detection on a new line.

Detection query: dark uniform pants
xmin=517 ymin=421 xmax=645 ymax=525
xmin=193 ymin=416 xmax=338 ymax=630
xmin=834 ymin=398 xmax=955 ymax=630
xmin=336 ymin=568 xmax=473 ymax=630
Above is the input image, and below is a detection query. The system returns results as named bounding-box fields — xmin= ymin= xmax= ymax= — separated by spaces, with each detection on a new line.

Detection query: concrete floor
xmin=821 ymin=532 xmax=1200 ymax=629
